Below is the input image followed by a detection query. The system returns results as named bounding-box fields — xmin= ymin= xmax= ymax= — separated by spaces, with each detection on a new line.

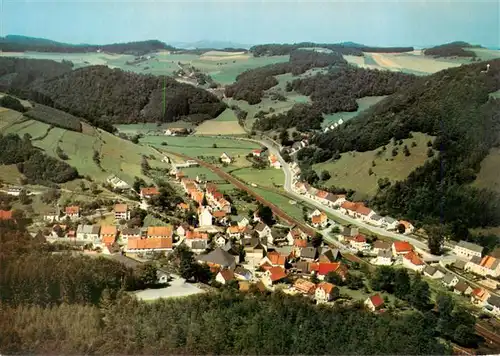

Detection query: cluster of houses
xmin=293 ymin=181 xmax=415 ymax=234
xmin=43 ymin=205 xmax=82 ymax=222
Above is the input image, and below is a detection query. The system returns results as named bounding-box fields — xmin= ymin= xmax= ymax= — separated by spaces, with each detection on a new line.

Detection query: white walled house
xmin=454 ymin=240 xmax=483 ymax=260
xmin=465 ymin=256 xmax=500 ymax=277
xmin=220 ymin=152 xmax=232 ymax=164
xmin=114 ymin=204 xmax=131 ymax=220
xmin=315 ymin=282 xmax=339 ymax=303
xmin=198 ymin=207 xmax=213 ymax=227
xmin=76 ymin=225 xmax=101 ymax=243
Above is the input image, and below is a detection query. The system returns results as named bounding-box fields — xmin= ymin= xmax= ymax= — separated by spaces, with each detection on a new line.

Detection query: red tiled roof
xmin=213 ymin=210 xmax=226 ymax=218
xmin=269 ymin=266 xmax=287 ymax=282
xmin=480 ymin=256 xmax=498 ymax=269
xmin=252 ymin=149 xmax=262 ymax=154
xmin=100 ymin=225 xmax=117 ymax=236
xmin=316 ymin=190 xmax=329 ymax=199
xmin=65 ymin=206 xmax=79 ymax=214
xmin=267 ymin=251 xmax=287 ymax=266
xmin=369 ymin=294 xmax=384 ymax=308
xmin=141 ymin=187 xmax=159 ymax=196
xmin=260 ymin=262 xmax=273 ymax=271
xmin=340 ymin=201 xmax=358 ymax=211
xmin=114 ymin=204 xmax=128 ymax=213
xmin=227 ymin=225 xmax=241 ymax=234
xmin=393 ymin=241 xmax=413 ymax=253
xmin=399 ymin=220 xmax=413 ymax=229
xmin=177 ymin=203 xmax=189 ymax=210
xmin=294 ymin=239 xmax=308 ymax=248
xmin=352 ymin=234 xmax=367 ymax=243
xmin=147 ymin=226 xmax=173 ymax=238
xmin=312 ymin=212 xmax=327 ymax=224
xmin=0 ymin=210 xmax=13 ymax=220
xmin=356 ymin=205 xmax=372 ymax=216
xmin=404 ymin=251 xmax=424 ymax=266
xmin=127 ymin=237 xmax=173 ymax=250
xmin=185 ymin=230 xmax=208 ymax=240
xmin=294 ymin=278 xmax=317 ymax=294
xmin=317 ymin=281 xmax=335 ymax=294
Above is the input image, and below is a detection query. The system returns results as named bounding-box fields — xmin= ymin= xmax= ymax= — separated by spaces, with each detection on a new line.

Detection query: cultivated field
xmin=195 ymin=108 xmax=247 ymax=135
xmin=251 ymin=187 xmax=306 ymax=223
xmin=142 ymin=135 xmax=259 ymax=165
xmin=231 ymin=167 xmax=284 ymax=188
xmin=313 ymin=132 xmax=436 ymax=200
xmin=322 ymin=95 xmax=387 ymax=127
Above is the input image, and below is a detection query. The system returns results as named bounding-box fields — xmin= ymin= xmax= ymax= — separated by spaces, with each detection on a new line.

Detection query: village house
xmin=163 ymin=127 xmax=189 ymax=136
xmin=212 ymin=210 xmax=228 ymax=224
xmin=399 ymin=220 xmax=415 ymax=234
xmin=392 ymin=241 xmax=414 ymax=257
xmin=294 ymin=181 xmax=308 ymax=195
xmin=177 ymin=203 xmax=189 ymax=212
xmin=349 ymin=234 xmax=371 ymax=251
xmin=176 ymin=223 xmax=191 ymax=237
xmin=484 ymin=296 xmax=500 ymax=317
xmin=198 ymin=247 xmax=236 ymax=270
xmin=382 ymin=216 xmax=398 ymax=230
xmin=214 ymin=234 xmax=228 ymax=247
xmin=442 ymin=273 xmax=460 ymax=288
xmin=234 ymin=266 xmax=252 ymax=281
xmin=242 ymin=225 xmax=256 ymax=240
xmin=310 ymin=262 xmax=348 ymax=281
xmin=453 ymin=280 xmax=473 ymax=296
xmin=244 ymin=238 xmax=267 ymax=263
xmin=120 ymin=227 xmax=141 ymax=243
xmin=288 ymin=228 xmax=308 ymax=247
xmin=369 ymin=214 xmax=384 ymax=227
xmin=454 ymin=240 xmax=484 ymax=260
xmin=220 ymin=152 xmax=232 ymax=164
xmin=175 ymin=170 xmax=185 ymax=181
xmin=310 ymin=210 xmax=328 ymax=228
xmin=251 ymin=149 xmax=262 ymax=157
xmin=262 ymin=251 xmax=288 ymax=267
xmin=233 ymin=216 xmax=250 ymax=228
xmin=65 ymin=206 xmax=80 ymax=220
xmin=465 ymin=255 xmax=500 ymax=277
xmin=292 ymin=238 xmax=308 ymax=256
xmin=44 ymin=209 xmax=61 ymax=222
xmin=100 ymin=225 xmax=118 ymax=246
xmin=339 ymin=201 xmax=358 ymax=216
xmin=471 ymin=288 xmax=491 ymax=307
xmin=315 ymin=282 xmax=339 ymax=303
xmin=268 ymin=154 xmax=281 ymax=169
xmin=423 ymin=265 xmax=445 ymax=279
xmin=76 ymin=224 xmax=101 ymax=243
xmin=140 ymin=187 xmax=160 ymax=199
xmin=324 ymin=193 xmax=346 ymax=208
xmin=147 ymin=226 xmax=173 ymax=239
xmin=374 ymin=250 xmax=393 ymax=266
xmin=6 ymin=187 xmax=22 ymax=196
xmin=126 ymin=236 xmax=173 ymax=252
xmin=114 ymin=204 xmax=130 ymax=220
xmin=216 ymin=269 xmax=235 ymax=285
xmin=319 ymin=248 xmax=342 ymax=263
xmin=354 ymin=204 xmax=375 ymax=222
xmin=365 ymin=294 xmax=385 ymax=312
xmin=255 ymin=222 xmax=272 ymax=239
xmin=299 ymin=247 xmax=318 ymax=261
xmin=294 ymin=278 xmax=317 ymax=295
xmin=261 ymin=266 xmax=288 ymax=289
xmin=227 ymin=225 xmax=244 ymax=239
xmin=402 ymin=251 xmax=425 ymax=272
xmin=198 ymin=207 xmax=213 ymax=227
xmin=183 ymin=230 xmax=209 ymax=250
xmin=372 ymin=240 xmax=391 ymax=255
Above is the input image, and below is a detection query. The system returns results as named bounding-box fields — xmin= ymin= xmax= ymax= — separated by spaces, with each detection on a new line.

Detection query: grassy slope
xmin=195 ymin=108 xmax=247 ymax=135
xmin=0 ymin=108 xmax=168 ymax=185
xmin=473 ymin=147 xmax=500 ymax=193
xmin=322 ymin=96 xmax=387 ymax=128
xmin=314 ymin=132 xmax=436 ymax=200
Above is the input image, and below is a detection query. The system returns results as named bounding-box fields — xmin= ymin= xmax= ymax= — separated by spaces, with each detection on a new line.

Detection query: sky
xmin=2 ymin=0 xmax=499 ymax=48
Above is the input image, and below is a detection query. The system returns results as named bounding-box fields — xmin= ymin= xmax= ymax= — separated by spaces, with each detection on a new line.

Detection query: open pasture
xmin=313 ymin=132 xmax=435 ymax=200
xmin=473 ymin=147 xmax=500 ymax=193
xmin=322 ymin=96 xmax=387 ymax=127
xmin=195 ymin=109 xmax=247 ymax=136
xmin=231 ymin=167 xmax=284 ymax=188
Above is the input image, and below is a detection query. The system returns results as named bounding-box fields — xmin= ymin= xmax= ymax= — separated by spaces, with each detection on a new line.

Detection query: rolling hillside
xmin=309 ymin=59 xmax=500 ymax=229
xmin=0 ymin=106 xmax=169 ymax=186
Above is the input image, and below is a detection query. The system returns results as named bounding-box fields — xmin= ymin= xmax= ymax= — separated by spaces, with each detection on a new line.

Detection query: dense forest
xmin=0 ymin=35 xmax=174 ymax=55
xmin=250 ymin=42 xmax=414 ymax=57
xmin=225 ymin=50 xmax=347 ymax=104
xmin=253 ymin=67 xmax=415 ymax=132
xmin=0 ymin=59 xmax=226 ymax=129
xmin=310 ymin=59 xmax=500 ymax=229
xmin=424 ymin=41 xmax=478 ymax=58
xmin=0 ymin=133 xmax=78 ymax=184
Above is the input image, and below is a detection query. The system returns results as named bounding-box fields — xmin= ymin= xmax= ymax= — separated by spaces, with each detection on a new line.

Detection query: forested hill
xmin=311 ymin=59 xmax=500 ymax=230
xmin=0 ymin=58 xmax=226 ymax=126
xmin=424 ymin=41 xmax=479 ymax=58
xmin=250 ymin=42 xmax=414 ymax=57
xmin=0 ymin=35 xmax=174 ymax=55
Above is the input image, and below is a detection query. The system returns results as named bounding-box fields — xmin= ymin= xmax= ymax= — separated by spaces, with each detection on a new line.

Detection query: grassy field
xmin=195 ymin=108 xmax=247 ymax=136
xmin=176 ymin=166 xmax=222 ymax=182
xmin=114 ymin=121 xmax=195 ymax=136
xmin=251 ymin=187 xmax=306 ymax=223
xmin=142 ymin=135 xmax=259 ymax=166
xmin=231 ymin=167 xmax=284 ymax=188
xmin=0 ymin=109 xmax=168 ymax=185
xmin=322 ymin=96 xmax=387 ymax=128
xmin=473 ymin=147 xmax=500 ymax=193
xmin=314 ymin=132 xmax=436 ymax=200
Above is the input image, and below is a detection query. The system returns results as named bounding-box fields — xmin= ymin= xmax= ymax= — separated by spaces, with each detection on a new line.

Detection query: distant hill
xmin=249 ymin=42 xmax=414 ymax=57
xmin=0 ymin=57 xmax=226 ymax=130
xmin=310 ymin=59 xmax=500 ymax=230
xmin=170 ymin=39 xmax=251 ymax=50
xmin=423 ymin=41 xmax=481 ymax=57
xmin=0 ymin=34 xmax=175 ymax=55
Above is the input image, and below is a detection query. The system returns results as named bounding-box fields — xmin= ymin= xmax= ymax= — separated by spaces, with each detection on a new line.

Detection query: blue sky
xmin=2 ymin=0 xmax=499 ymax=48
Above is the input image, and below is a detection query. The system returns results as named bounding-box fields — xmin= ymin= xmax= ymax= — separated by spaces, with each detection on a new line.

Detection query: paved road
xmin=253 ymin=139 xmax=449 ymax=260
